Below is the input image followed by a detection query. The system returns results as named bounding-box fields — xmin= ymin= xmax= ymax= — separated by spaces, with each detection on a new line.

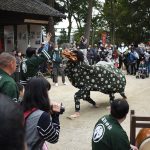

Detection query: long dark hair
xmin=22 ymin=77 xmax=51 ymax=112
xmin=0 ymin=94 xmax=24 ymax=150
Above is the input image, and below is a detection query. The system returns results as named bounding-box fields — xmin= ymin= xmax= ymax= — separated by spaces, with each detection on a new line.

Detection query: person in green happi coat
xmin=92 ymin=99 xmax=138 ymax=150
xmin=20 ymin=33 xmax=53 ymax=86
xmin=0 ymin=52 xmax=19 ymax=102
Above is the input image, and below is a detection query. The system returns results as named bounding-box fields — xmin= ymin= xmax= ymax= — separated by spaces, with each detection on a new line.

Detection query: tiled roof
xmin=0 ymin=0 xmax=66 ymax=18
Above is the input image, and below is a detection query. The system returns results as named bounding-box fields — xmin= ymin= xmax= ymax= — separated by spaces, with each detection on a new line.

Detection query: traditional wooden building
xmin=0 ymin=0 xmax=65 ymax=53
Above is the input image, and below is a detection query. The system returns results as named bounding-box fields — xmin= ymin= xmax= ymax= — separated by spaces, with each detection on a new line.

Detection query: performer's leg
xmin=120 ymin=92 xmax=127 ymax=99
xmin=83 ymin=90 xmax=96 ymax=106
xmin=74 ymin=89 xmax=85 ymax=112
xmin=74 ymin=94 xmax=80 ymax=112
xmin=67 ymin=90 xmax=81 ymax=118
xmin=109 ymin=93 xmax=115 ymax=103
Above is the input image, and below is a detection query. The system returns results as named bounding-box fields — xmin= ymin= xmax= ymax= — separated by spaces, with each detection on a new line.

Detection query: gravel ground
xmin=46 ymin=74 xmax=150 ymax=150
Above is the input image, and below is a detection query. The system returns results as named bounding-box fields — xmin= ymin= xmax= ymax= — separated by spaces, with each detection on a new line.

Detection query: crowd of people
xmin=0 ymin=32 xmax=149 ymax=149
xmin=77 ymin=39 xmax=150 ymax=78
xmin=37 ymin=37 xmax=150 ymax=80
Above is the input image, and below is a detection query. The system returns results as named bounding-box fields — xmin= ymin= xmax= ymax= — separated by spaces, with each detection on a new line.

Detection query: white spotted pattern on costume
xmin=65 ymin=61 xmax=126 ymax=94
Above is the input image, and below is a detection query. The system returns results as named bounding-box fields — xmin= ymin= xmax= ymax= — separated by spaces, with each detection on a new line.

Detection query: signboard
xmin=30 ymin=25 xmax=42 ymax=49
xmin=17 ymin=25 xmax=28 ymax=53
xmin=4 ymin=26 xmax=14 ymax=52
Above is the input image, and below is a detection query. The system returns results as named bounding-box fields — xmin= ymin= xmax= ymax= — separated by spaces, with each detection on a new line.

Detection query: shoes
xmin=55 ymin=83 xmax=58 ymax=86
xmin=63 ymin=82 xmax=68 ymax=85
xmin=67 ymin=112 xmax=80 ymax=119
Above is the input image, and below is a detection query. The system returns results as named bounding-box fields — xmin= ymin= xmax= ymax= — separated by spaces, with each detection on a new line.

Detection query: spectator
xmin=38 ymin=42 xmax=49 ymax=74
xmin=37 ymin=42 xmax=46 ymax=54
xmin=92 ymin=99 xmax=138 ymax=150
xmin=14 ymin=50 xmax=23 ymax=82
xmin=87 ymin=45 xmax=94 ymax=65
xmin=22 ymin=77 xmax=61 ymax=150
xmin=0 ymin=94 xmax=25 ymax=150
xmin=52 ymin=45 xmax=68 ymax=86
xmin=79 ymin=35 xmax=89 ymax=64
xmin=20 ymin=33 xmax=52 ymax=86
xmin=16 ymin=82 xmax=24 ymax=103
xmin=0 ymin=52 xmax=19 ymax=101
xmin=117 ymin=42 xmax=129 ymax=74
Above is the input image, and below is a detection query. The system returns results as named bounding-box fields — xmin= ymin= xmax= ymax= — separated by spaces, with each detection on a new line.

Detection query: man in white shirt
xmin=117 ymin=42 xmax=129 ymax=74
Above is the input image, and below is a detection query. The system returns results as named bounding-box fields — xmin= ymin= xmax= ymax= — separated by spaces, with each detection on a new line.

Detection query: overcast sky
xmin=55 ymin=0 xmax=105 ymax=33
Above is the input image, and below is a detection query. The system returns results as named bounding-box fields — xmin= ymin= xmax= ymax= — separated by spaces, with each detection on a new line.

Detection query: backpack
xmin=24 ymin=108 xmax=47 ymax=150
xmin=24 ymin=108 xmax=37 ymax=120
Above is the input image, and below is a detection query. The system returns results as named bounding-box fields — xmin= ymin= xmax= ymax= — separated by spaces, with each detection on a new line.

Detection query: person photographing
xmin=22 ymin=76 xmax=64 ymax=150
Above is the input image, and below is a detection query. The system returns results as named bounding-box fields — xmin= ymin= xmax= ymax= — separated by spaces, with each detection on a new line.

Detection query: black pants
xmin=130 ymin=63 xmax=136 ymax=75
xmin=118 ymin=56 xmax=129 ymax=73
xmin=52 ymin=66 xmax=65 ymax=83
xmin=74 ymin=88 xmax=96 ymax=112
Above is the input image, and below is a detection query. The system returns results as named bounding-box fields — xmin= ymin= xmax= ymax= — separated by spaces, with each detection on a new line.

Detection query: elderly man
xmin=0 ymin=52 xmax=19 ymax=102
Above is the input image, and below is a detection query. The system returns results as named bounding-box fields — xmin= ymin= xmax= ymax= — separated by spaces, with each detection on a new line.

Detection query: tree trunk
xmin=84 ymin=0 xmax=93 ymax=46
xmin=47 ymin=0 xmax=55 ymax=43
xmin=68 ymin=13 xmax=72 ymax=43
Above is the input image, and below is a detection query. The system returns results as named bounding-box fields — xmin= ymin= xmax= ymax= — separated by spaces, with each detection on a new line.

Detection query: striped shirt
xmin=25 ymin=110 xmax=60 ymax=150
xmin=37 ymin=112 xmax=60 ymax=143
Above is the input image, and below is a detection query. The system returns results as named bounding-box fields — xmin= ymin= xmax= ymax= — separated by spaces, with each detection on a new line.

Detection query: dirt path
xmin=47 ymin=75 xmax=150 ymax=150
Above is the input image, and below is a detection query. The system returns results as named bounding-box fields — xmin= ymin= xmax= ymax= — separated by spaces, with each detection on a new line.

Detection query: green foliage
xmin=103 ymin=0 xmax=150 ymax=44
xmin=57 ymin=29 xmax=68 ymax=45
xmin=43 ymin=0 xmax=150 ymax=45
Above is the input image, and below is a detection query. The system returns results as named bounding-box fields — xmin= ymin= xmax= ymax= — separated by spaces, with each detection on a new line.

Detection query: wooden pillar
xmin=14 ymin=24 xmax=17 ymax=50
xmin=27 ymin=24 xmax=30 ymax=46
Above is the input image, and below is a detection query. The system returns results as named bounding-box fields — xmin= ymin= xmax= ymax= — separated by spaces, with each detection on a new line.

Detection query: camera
xmin=59 ymin=103 xmax=65 ymax=114
xmin=51 ymin=103 xmax=65 ymax=115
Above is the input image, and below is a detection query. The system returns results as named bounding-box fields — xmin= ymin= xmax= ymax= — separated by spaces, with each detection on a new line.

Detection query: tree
xmin=57 ymin=29 xmax=68 ymax=45
xmin=41 ymin=0 xmax=66 ymax=43
xmin=84 ymin=0 xmax=93 ymax=45
xmin=47 ymin=0 xmax=55 ymax=43
xmin=103 ymin=0 xmax=150 ymax=44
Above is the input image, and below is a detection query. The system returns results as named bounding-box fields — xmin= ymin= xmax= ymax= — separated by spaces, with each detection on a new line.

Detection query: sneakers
xmin=55 ymin=83 xmax=58 ymax=86
xmin=63 ymin=82 xmax=68 ymax=85
xmin=54 ymin=82 xmax=68 ymax=86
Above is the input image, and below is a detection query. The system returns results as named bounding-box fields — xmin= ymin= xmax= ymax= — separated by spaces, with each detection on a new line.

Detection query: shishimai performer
xmin=62 ymin=49 xmax=127 ymax=119
xmin=20 ymin=33 xmax=53 ymax=86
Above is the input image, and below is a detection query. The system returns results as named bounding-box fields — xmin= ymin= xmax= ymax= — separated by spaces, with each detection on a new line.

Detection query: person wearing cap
xmin=92 ymin=99 xmax=138 ymax=150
